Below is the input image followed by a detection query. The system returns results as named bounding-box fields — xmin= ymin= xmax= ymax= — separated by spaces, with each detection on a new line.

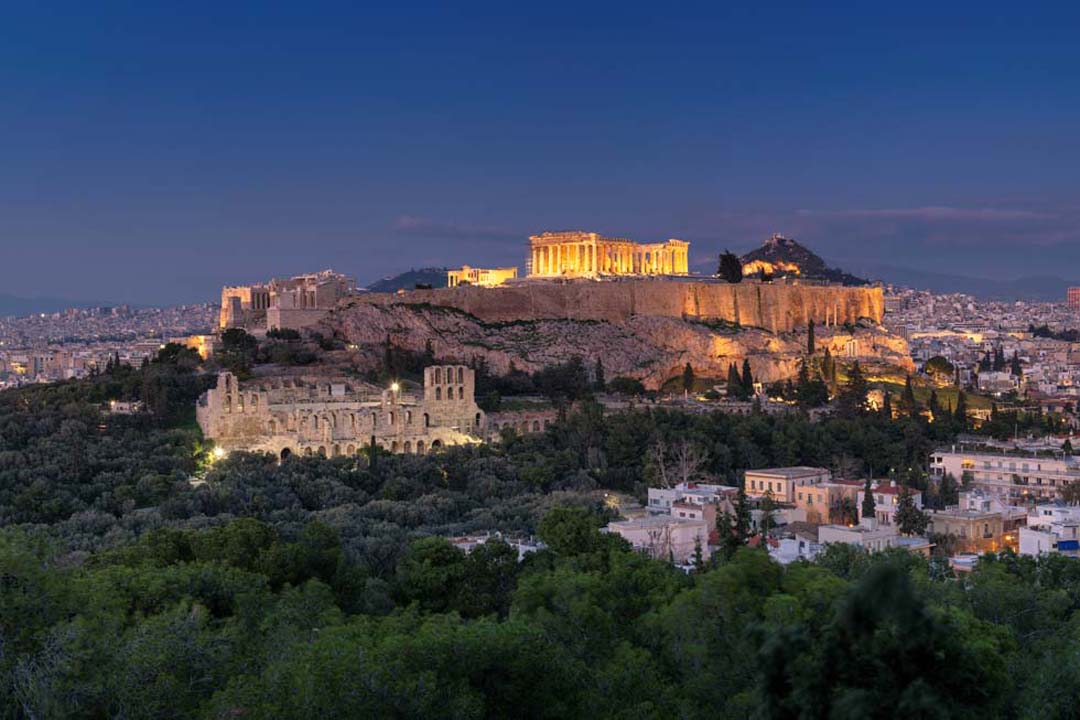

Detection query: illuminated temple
xmin=527 ymin=231 xmax=689 ymax=278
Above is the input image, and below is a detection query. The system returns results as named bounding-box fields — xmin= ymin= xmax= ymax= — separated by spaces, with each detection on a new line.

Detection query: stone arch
xmin=224 ymin=395 xmax=232 ymax=413
xmin=423 ymin=413 xmax=430 ymax=427
xmin=304 ymin=447 xmax=313 ymax=457
xmin=404 ymin=441 xmax=412 ymax=454
xmin=417 ymin=440 xmax=426 ymax=454
xmin=332 ymin=444 xmax=340 ymax=457
xmin=436 ymin=387 xmax=442 ymax=401
xmin=475 ymin=412 xmax=482 ymax=428
xmin=458 ymin=367 xmax=464 ymax=383
xmin=435 ymin=367 xmax=443 ymax=383
xmin=280 ymin=447 xmax=292 ymax=462
xmin=346 ymin=444 xmax=355 ymax=455
xmin=447 ymin=387 xmax=454 ymax=400
xmin=312 ymin=416 xmax=319 ymax=431
xmin=391 ymin=440 xmax=399 ymax=453
xmin=388 ymin=411 xmax=395 ymax=426
xmin=532 ymin=420 xmax=541 ymax=432
xmin=318 ymin=446 xmax=327 ymax=457
xmin=406 ymin=410 xmax=413 ymax=425
xmin=431 ymin=439 xmax=443 ymax=450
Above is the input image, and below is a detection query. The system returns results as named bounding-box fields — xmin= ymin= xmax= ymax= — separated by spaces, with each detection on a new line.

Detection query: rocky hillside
xmin=322 ymin=300 xmax=912 ymax=389
xmin=741 ymin=235 xmax=867 ymax=285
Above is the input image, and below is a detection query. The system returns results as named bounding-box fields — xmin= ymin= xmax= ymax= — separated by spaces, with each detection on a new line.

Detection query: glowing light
xmin=212 ymin=447 xmax=227 ymax=460
xmin=391 ymin=382 xmax=400 ymax=393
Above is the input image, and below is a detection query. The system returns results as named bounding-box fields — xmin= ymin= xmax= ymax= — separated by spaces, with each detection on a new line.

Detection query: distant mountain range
xmin=365 ymin=268 xmax=449 ymax=293
xmin=847 ymin=264 xmax=1075 ymax=301
xmin=740 ymin=235 xmax=868 ymax=285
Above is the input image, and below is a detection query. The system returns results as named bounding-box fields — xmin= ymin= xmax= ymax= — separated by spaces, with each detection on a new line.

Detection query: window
xmin=436 ymin=387 xmax=442 ymax=401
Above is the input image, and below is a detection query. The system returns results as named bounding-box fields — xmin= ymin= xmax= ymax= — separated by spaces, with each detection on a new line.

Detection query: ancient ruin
xmin=447 ymin=265 xmax=519 ymax=288
xmin=219 ymin=269 xmax=355 ymax=331
xmin=527 ymin=231 xmax=689 ymax=278
xmin=196 ymin=364 xmax=485 ymax=459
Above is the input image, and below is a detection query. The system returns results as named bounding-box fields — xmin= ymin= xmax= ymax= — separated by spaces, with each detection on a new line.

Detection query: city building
xmin=1019 ymin=503 xmax=1080 ymax=557
xmin=744 ymin=467 xmax=831 ymax=503
xmin=1068 ymin=287 xmax=1080 ymax=310
xmin=220 ymin=269 xmax=355 ymax=331
xmin=794 ymin=479 xmax=862 ymax=525
xmin=927 ymin=489 xmax=1022 ymax=554
xmin=605 ymin=514 xmax=710 ymax=565
xmin=196 ymin=365 xmax=485 ymax=459
xmin=931 ymin=447 xmax=1080 ymax=502
xmin=527 ymin=231 xmax=689 ymax=278
xmin=856 ymin=482 xmax=923 ymax=527
xmin=647 ymin=481 xmax=738 ymax=515
xmin=447 ymin=265 xmax=519 ymax=288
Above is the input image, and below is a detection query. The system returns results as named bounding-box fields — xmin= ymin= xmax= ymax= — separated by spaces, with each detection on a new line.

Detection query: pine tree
xmin=718 ymin=250 xmax=743 ymax=283
xmin=837 ymin=361 xmax=869 ymax=417
xmin=594 ymin=357 xmax=606 ymax=391
xmin=861 ymin=476 xmax=875 ymax=521
xmin=741 ymin=358 xmax=754 ymax=397
xmin=807 ymin=319 xmax=815 ymax=355
xmin=896 ymin=484 xmax=929 ymax=535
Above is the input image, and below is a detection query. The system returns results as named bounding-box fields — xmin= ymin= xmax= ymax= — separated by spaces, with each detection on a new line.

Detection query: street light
xmin=390 ymin=382 xmax=400 ymax=393
xmin=212 ymin=446 xmax=226 ymax=461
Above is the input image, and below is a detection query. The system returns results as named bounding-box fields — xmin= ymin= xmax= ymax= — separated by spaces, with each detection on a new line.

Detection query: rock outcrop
xmin=350 ymin=278 xmax=882 ymax=335
xmin=324 ymin=292 xmax=911 ymax=390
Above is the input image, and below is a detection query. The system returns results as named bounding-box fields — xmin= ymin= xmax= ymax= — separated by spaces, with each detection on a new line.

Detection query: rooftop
xmin=745 ymin=466 xmax=829 ymax=479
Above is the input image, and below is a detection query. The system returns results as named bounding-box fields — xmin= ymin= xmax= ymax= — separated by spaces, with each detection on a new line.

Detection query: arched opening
xmin=475 ymin=412 xmax=482 ymax=427
xmin=391 ymin=440 xmax=399 ymax=453
xmin=346 ymin=444 xmax=355 ymax=455
xmin=458 ymin=367 xmax=464 ymax=383
xmin=388 ymin=411 xmax=395 ymax=426
xmin=313 ymin=416 xmax=319 ymax=431
xmin=318 ymin=446 xmax=327 ymax=457
xmin=423 ymin=413 xmax=430 ymax=427
xmin=332 ymin=444 xmax=340 ymax=457
xmin=406 ymin=410 xmax=412 ymax=424
xmin=304 ymin=447 xmax=313 ymax=457
xmin=447 ymin=387 xmax=454 ymax=400
xmin=280 ymin=448 xmax=292 ymax=462
xmin=431 ymin=439 xmax=443 ymax=450
xmin=416 ymin=440 xmax=426 ymax=454
xmin=435 ymin=387 xmax=442 ymax=401
xmin=370 ymin=412 xmax=377 ymax=428
xmin=224 ymin=396 xmax=232 ymax=413
xmin=251 ymin=394 xmax=258 ymax=408
xmin=404 ymin=441 xmax=412 ymax=453
xmin=532 ymin=420 xmax=540 ymax=432
xmin=435 ymin=368 xmax=443 ymax=383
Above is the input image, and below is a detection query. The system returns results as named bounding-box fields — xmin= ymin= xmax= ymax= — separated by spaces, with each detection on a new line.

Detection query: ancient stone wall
xmin=354 ymin=279 xmax=882 ymax=334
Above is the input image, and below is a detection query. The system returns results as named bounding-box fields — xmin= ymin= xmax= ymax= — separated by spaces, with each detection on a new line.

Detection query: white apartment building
xmin=931 ymin=448 xmax=1080 ymax=502
xmin=1019 ymin=504 xmax=1080 ymax=557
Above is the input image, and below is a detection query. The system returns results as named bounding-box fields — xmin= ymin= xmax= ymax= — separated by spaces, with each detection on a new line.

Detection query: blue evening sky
xmin=2 ymin=2 xmax=1078 ymax=303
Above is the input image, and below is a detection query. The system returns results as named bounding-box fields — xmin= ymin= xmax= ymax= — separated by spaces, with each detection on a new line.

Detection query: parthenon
xmin=527 ymin=231 xmax=689 ymax=278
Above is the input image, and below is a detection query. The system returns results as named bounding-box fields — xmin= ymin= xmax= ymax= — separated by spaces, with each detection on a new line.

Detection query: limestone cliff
xmin=351 ymin=278 xmax=882 ymax=334
xmin=323 ymin=293 xmax=911 ymax=390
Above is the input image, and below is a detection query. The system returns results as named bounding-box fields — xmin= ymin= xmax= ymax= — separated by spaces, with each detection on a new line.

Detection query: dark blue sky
xmin=3 ymin=2 xmax=1079 ymax=304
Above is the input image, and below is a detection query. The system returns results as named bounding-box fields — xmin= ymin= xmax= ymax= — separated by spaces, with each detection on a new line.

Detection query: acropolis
xmin=219 ymin=269 xmax=355 ymax=331
xmin=527 ymin=231 xmax=689 ymax=278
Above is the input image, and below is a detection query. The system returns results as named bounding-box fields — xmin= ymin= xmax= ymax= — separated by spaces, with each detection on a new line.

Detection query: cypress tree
xmin=808 ymin=319 xmax=815 ymax=355
xmin=594 ymin=357 xmax=606 ymax=391
xmin=727 ymin=363 xmax=742 ymax=399
xmin=903 ymin=374 xmax=917 ymax=417
xmin=741 ymin=358 xmax=754 ymax=397
xmin=881 ymin=391 xmax=893 ymax=419
xmin=682 ymin=363 xmax=695 ymax=393
xmin=954 ymin=391 xmax=968 ymax=427
xmin=861 ymin=476 xmax=875 ymax=521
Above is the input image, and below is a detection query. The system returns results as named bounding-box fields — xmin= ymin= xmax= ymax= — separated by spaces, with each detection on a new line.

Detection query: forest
xmin=2 ymin=348 xmax=1079 ymax=718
